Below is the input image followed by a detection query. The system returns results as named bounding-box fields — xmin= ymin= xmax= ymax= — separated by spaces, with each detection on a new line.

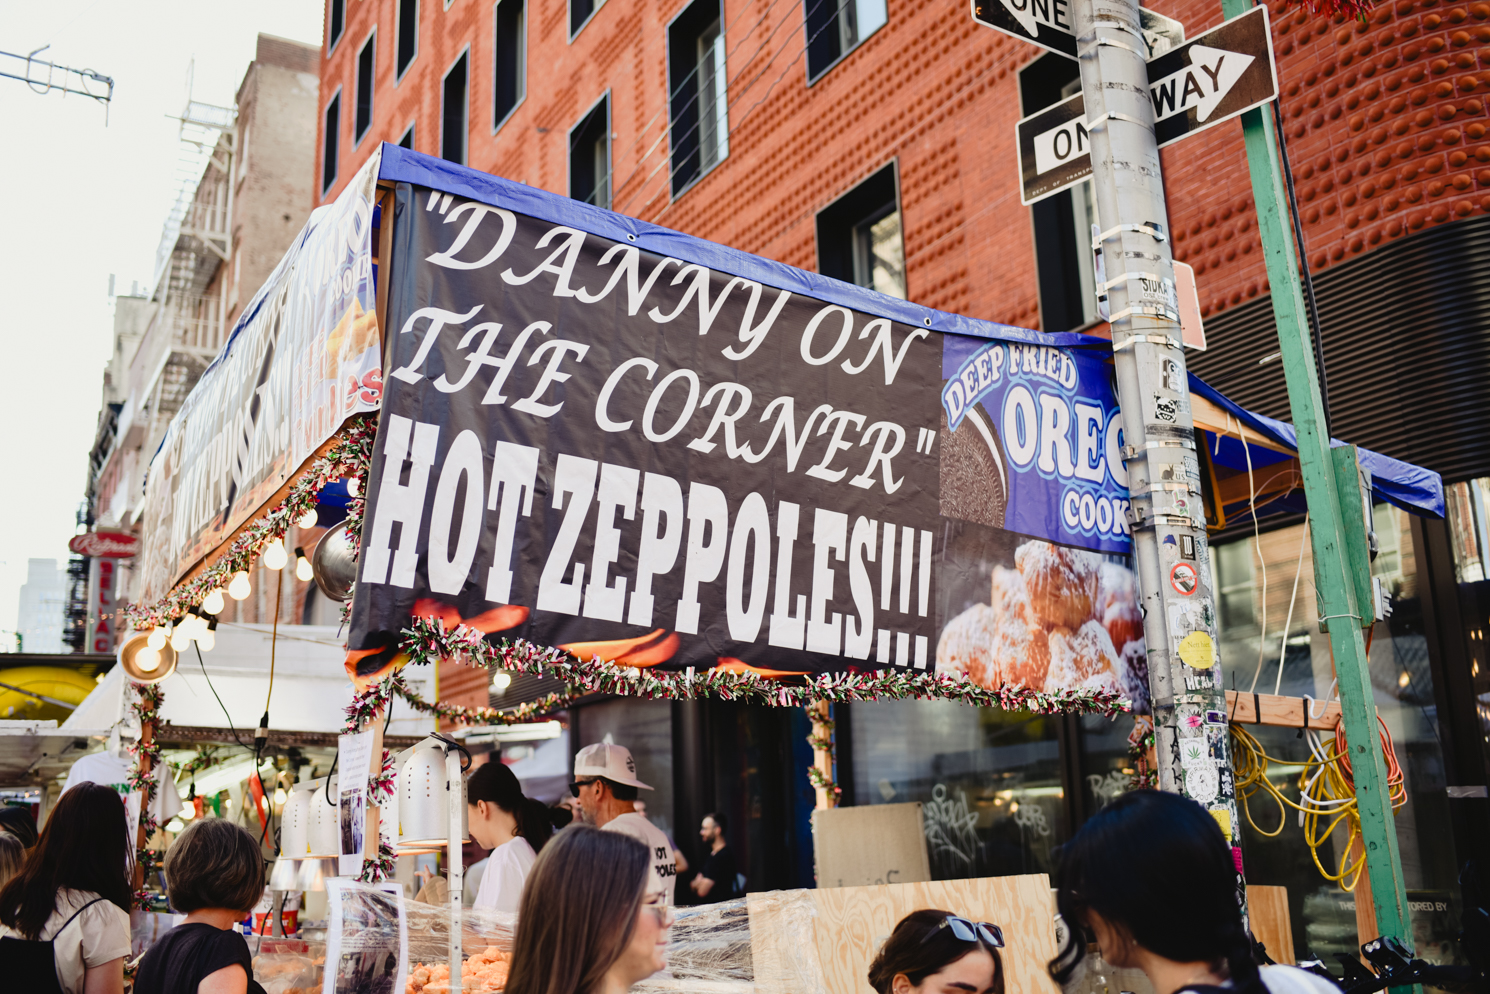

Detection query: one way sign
xmin=1014 ymin=5 xmax=1278 ymax=205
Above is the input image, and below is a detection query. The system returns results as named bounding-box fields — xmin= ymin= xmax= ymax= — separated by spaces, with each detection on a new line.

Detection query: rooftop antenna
xmin=0 ymin=45 xmax=114 ymax=122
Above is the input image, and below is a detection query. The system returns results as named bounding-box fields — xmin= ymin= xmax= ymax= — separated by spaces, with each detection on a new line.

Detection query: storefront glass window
xmin=1444 ymin=478 xmax=1490 ymax=783
xmin=847 ymin=700 xmax=1067 ymax=879
xmin=1208 ymin=509 xmax=1463 ymax=974
xmin=571 ymin=698 xmax=676 ymax=838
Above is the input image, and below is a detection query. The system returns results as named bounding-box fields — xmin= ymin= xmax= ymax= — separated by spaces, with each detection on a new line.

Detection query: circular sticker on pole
xmin=1170 ymin=562 xmax=1199 ymax=596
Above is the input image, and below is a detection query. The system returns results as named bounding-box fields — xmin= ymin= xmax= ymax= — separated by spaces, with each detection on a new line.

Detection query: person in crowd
xmin=1048 ymin=790 xmax=1340 ymax=994
xmin=505 ymin=824 xmax=672 ymax=994
xmin=689 ymin=812 xmax=737 ymax=903
xmin=463 ymin=838 xmax=492 ymax=907
xmin=0 ymin=782 xmax=133 ymax=994
xmin=571 ymin=743 xmax=677 ymax=906
xmin=868 ymin=909 xmax=1004 ymax=994
xmin=467 ymin=761 xmax=552 ymax=912
xmin=133 ymin=818 xmax=268 ymax=994
xmin=0 ymin=805 xmax=39 ymax=848
xmin=0 ymin=833 xmax=23 ymax=891
xmin=635 ymin=801 xmax=688 ymax=879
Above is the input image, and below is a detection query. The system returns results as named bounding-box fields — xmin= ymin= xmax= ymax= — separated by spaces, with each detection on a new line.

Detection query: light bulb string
xmin=266 ymin=573 xmax=280 ymax=715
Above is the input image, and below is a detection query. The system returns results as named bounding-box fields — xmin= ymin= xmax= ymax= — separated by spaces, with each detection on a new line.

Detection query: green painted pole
xmin=1219 ymin=0 xmax=1415 ymax=968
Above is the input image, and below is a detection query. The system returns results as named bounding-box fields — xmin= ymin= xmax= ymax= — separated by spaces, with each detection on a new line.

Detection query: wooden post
xmin=134 ymin=714 xmax=153 ymax=892
xmin=809 ymin=702 xmax=836 ymax=810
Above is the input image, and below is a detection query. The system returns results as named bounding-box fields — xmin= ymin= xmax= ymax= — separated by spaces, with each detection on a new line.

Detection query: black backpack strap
xmin=46 ymin=898 xmax=108 ymax=942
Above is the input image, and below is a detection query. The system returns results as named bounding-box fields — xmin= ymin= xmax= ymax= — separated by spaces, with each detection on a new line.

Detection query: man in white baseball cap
xmin=572 ymin=743 xmax=676 ymax=905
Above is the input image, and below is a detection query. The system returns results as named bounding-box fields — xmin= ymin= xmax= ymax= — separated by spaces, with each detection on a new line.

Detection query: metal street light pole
xmin=1072 ymin=0 xmax=1244 ymax=854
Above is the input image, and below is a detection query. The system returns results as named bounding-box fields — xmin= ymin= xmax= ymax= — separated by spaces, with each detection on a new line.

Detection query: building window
xmin=493 ymin=0 xmax=526 ymax=129
xmin=569 ymin=94 xmax=611 ymax=209
xmin=570 ymin=0 xmax=604 ymax=38
xmin=397 ymin=0 xmax=419 ymax=80
xmin=442 ymin=51 xmax=469 ymax=165
xmin=322 ymin=90 xmax=341 ymax=195
xmin=1020 ymin=54 xmax=1098 ymax=332
xmin=816 ymin=163 xmax=906 ymax=299
xmin=1213 ymin=539 xmax=1256 ymax=634
xmin=668 ymin=0 xmax=728 ymax=197
xmin=804 ymin=0 xmax=887 ymax=83
xmin=354 ymin=31 xmax=376 ymax=145
xmin=328 ymin=0 xmax=346 ymax=53
xmin=399 ymin=122 xmax=416 ymax=149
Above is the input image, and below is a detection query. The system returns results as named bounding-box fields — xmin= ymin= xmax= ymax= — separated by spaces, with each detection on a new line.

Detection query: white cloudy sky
xmin=0 ymin=1 xmax=324 ymax=641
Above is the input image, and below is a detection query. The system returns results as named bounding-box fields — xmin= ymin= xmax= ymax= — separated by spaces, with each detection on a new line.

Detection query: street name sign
xmin=1014 ymin=5 xmax=1277 ymax=205
xmin=970 ymin=0 xmax=1185 ymax=60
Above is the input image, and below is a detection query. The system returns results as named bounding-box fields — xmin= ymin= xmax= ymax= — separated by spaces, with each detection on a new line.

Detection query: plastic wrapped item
xmin=251 ymin=938 xmax=325 ymax=994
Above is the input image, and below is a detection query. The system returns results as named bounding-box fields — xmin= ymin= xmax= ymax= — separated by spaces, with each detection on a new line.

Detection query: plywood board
xmin=749 ymin=874 xmax=1060 ymax=994
xmin=812 ymin=803 xmax=930 ymax=888
xmin=1225 ymin=690 xmax=1341 ymax=730
xmin=1247 ymin=884 xmax=1295 ymax=965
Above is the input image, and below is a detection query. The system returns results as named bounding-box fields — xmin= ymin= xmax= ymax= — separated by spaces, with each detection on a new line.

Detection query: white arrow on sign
xmin=1149 ymin=45 xmax=1254 ymax=124
xmin=998 ymin=0 xmax=1042 ymax=38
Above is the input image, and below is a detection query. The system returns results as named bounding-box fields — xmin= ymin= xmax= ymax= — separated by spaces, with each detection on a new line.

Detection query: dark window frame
xmin=327 ymin=0 xmax=347 ymax=55
xmin=569 ymin=0 xmax=606 ymax=41
xmin=322 ymin=88 xmax=342 ymax=197
xmin=667 ymin=0 xmax=729 ymax=201
xmin=568 ymin=91 xmax=612 ymax=210
xmin=441 ymin=48 xmax=471 ymax=166
xmin=398 ymin=121 xmax=416 ymax=149
xmin=396 ymin=0 xmax=420 ymax=83
xmin=814 ymin=160 xmax=906 ymax=298
xmin=804 ymin=0 xmax=889 ymax=86
xmin=493 ymin=0 xmax=527 ymax=133
xmin=354 ymin=29 xmax=377 ymax=147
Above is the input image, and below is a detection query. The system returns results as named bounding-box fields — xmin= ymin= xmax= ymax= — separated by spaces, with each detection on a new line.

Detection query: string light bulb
xmin=196 ymin=628 xmax=215 ymax=652
xmin=169 ymin=626 xmax=191 ymax=652
xmin=297 ymin=507 xmax=319 ymax=529
xmin=490 ymin=671 xmax=513 ymax=693
xmin=201 ymin=588 xmax=225 ymax=616
xmin=295 ymin=547 xmax=314 ymax=582
xmin=263 ymin=538 xmax=288 ymax=571
xmin=146 ymin=628 xmax=167 ymax=651
xmin=135 ymin=647 xmax=162 ymax=673
xmin=228 ymin=571 xmax=252 ymax=601
xmin=346 ymin=476 xmax=360 ymax=498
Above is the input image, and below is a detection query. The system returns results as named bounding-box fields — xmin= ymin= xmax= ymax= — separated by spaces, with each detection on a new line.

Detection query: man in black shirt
xmin=689 ymin=812 xmax=738 ymax=903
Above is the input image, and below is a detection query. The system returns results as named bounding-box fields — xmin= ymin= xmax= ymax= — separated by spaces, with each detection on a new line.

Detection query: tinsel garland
xmin=805 ymin=709 xmax=842 ymax=800
xmin=1128 ymin=714 xmax=1157 ymax=790
xmin=128 ymin=683 xmax=166 ymax=909
xmin=399 ymin=617 xmax=1131 ymax=716
xmin=358 ymin=840 xmax=398 ymax=883
xmin=369 ymin=750 xmax=395 ymax=802
xmin=343 ymin=670 xmax=575 ymax=735
xmin=124 ymin=415 xmax=378 ymax=629
xmin=806 ymin=765 xmax=844 ymax=799
xmin=172 ymin=746 xmax=227 ymax=782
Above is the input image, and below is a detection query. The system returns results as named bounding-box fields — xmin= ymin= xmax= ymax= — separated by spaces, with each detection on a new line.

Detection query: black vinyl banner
xmin=349 ymin=182 xmax=1148 ymax=708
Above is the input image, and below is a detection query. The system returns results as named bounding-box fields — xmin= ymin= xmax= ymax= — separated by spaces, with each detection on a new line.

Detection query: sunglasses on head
xmin=568 ymin=779 xmax=597 ymax=797
xmin=924 ymin=916 xmax=1005 ymax=948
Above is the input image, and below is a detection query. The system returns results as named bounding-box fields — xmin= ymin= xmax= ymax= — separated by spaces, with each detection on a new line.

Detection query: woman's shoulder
xmin=1258 ymin=964 xmax=1342 ymax=994
xmin=56 ymin=888 xmax=128 ymax=926
xmin=497 ymin=836 xmax=537 ymax=865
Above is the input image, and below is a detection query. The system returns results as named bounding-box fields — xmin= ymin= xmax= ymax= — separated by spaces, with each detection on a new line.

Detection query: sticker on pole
xmin=1012 ymin=5 xmax=1277 ymax=205
xmin=1170 ymin=561 xmax=1199 ymax=596
xmin=970 ymin=0 xmax=1184 ymax=61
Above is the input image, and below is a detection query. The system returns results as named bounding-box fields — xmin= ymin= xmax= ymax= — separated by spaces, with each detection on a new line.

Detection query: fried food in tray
xmin=936 ymin=603 xmax=999 ymax=685
xmin=1096 ymin=560 xmax=1144 ymax=650
xmin=1044 ymin=620 xmax=1124 ymax=696
xmin=1014 ymin=541 xmax=1100 ymax=631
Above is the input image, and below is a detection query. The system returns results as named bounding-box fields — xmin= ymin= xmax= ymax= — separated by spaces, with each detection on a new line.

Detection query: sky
xmin=0 ymin=1 xmax=324 ymax=642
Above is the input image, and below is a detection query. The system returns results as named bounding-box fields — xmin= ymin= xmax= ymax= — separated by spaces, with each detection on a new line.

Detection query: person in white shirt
xmin=1048 ymin=790 xmax=1341 ymax=994
xmin=0 ymin=782 xmax=133 ymax=994
xmin=467 ymin=761 xmax=553 ymax=913
xmin=570 ymin=743 xmax=677 ymax=907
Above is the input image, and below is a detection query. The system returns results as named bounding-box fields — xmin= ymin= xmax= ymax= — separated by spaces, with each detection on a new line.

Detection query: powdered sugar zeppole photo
xmin=936 ymin=538 xmax=1150 ymax=712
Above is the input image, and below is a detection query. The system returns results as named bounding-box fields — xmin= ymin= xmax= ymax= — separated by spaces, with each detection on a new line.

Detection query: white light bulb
xmin=135 ymin=647 xmax=162 ymax=673
xmin=490 ymin=671 xmax=513 ymax=692
xmin=178 ymin=804 xmax=195 ymax=820
xmin=196 ymin=629 xmax=215 ymax=652
xmin=297 ymin=507 xmax=319 ymax=529
xmin=201 ymin=588 xmax=225 ymax=616
xmin=296 ymin=554 xmax=314 ymax=582
xmin=346 ymin=476 xmax=360 ymax=498
xmin=146 ymin=628 xmax=167 ymax=651
xmin=169 ymin=626 xmax=191 ymax=652
xmin=228 ymin=571 xmax=252 ymax=600
xmin=263 ymin=538 xmax=288 ymax=571
xmin=274 ymin=787 xmax=287 ymax=806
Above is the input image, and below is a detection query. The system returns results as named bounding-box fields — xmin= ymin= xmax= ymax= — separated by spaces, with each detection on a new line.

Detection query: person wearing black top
xmin=689 ymin=812 xmax=737 ymax=904
xmin=135 ymin=819 xmax=268 ymax=994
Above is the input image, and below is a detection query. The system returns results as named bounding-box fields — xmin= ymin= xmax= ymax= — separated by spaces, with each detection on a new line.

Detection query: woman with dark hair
xmin=466 ymin=760 xmax=553 ymax=913
xmin=504 ymin=824 xmax=671 ymax=994
xmin=0 ymin=782 xmax=133 ymax=994
xmin=0 ymin=805 xmax=39 ymax=848
xmin=867 ymin=909 xmax=1004 ymax=994
xmin=1049 ymin=790 xmax=1338 ymax=994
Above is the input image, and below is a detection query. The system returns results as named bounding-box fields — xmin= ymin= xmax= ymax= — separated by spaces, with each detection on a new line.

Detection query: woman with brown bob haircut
xmin=868 ymin=909 xmax=1005 ymax=994
xmin=133 ymin=818 xmax=269 ymax=994
xmin=504 ymin=824 xmax=673 ymax=994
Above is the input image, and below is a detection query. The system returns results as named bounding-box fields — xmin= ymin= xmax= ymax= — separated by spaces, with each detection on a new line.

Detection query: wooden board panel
xmin=1246 ymin=885 xmax=1295 ymax=965
xmin=753 ymin=874 xmax=1061 ymax=994
xmin=811 ymin=803 xmax=931 ymax=888
xmin=1225 ymin=690 xmax=1341 ymax=730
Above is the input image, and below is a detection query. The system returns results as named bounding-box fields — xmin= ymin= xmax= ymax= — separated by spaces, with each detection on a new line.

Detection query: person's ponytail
xmin=517 ymin=797 xmax=554 ymax=853
xmin=1223 ymin=924 xmax=1266 ymax=994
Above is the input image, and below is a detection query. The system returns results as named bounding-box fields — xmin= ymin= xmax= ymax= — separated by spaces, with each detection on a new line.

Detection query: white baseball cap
xmin=574 ymin=742 xmax=653 ymax=791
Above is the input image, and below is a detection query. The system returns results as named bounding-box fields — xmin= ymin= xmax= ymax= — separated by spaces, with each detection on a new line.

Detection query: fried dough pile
xmin=407 ymin=946 xmax=510 ymax=994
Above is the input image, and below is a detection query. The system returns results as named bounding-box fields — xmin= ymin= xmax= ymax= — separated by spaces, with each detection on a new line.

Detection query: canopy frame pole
xmin=1221 ymin=0 xmax=1413 ymax=975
